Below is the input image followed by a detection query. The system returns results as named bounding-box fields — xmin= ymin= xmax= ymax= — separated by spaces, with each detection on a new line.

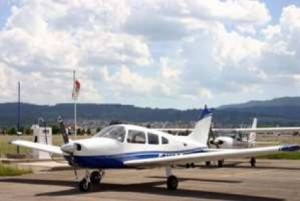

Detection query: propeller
xmin=208 ymin=126 xmax=222 ymax=148
xmin=57 ymin=116 xmax=78 ymax=179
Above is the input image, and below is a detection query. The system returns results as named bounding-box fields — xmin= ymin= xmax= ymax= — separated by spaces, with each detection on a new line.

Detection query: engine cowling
xmin=209 ymin=136 xmax=234 ymax=149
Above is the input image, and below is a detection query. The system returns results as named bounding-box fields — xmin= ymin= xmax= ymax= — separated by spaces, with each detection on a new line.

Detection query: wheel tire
xmin=167 ymin=175 xmax=178 ymax=190
xmin=205 ymin=161 xmax=211 ymax=167
xmin=191 ymin=163 xmax=195 ymax=168
xmin=90 ymin=171 xmax=101 ymax=184
xmin=250 ymin=158 xmax=256 ymax=168
xmin=218 ymin=160 xmax=224 ymax=168
xmin=186 ymin=163 xmax=190 ymax=169
xmin=79 ymin=178 xmax=91 ymax=192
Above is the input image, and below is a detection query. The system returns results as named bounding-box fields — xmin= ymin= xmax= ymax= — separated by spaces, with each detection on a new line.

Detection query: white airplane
xmin=209 ymin=118 xmax=257 ymax=149
xmin=11 ymin=107 xmax=300 ymax=192
xmin=208 ymin=118 xmax=258 ymax=167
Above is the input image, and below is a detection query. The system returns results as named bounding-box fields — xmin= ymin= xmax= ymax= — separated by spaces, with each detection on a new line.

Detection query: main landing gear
xmin=165 ymin=167 xmax=178 ymax=190
xmin=218 ymin=159 xmax=224 ymax=167
xmin=78 ymin=169 xmax=105 ymax=192
xmin=250 ymin=157 xmax=256 ymax=167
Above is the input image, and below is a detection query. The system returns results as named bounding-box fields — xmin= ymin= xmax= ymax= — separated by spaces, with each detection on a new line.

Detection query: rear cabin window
xmin=162 ymin=137 xmax=169 ymax=144
xmin=127 ymin=130 xmax=146 ymax=144
xmin=148 ymin=133 xmax=159 ymax=145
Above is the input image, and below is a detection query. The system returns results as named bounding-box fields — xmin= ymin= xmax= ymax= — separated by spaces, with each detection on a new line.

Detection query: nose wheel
xmin=79 ymin=178 xmax=91 ymax=192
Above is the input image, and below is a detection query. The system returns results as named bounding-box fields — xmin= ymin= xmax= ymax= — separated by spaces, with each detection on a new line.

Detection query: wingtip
xmin=280 ymin=144 xmax=300 ymax=152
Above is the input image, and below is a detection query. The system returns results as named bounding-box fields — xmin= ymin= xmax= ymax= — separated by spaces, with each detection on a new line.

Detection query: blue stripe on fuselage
xmin=73 ymin=147 xmax=206 ymax=169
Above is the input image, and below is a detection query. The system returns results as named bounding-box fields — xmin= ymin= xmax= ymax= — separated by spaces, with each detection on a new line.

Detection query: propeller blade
xmin=57 ymin=116 xmax=69 ymax=144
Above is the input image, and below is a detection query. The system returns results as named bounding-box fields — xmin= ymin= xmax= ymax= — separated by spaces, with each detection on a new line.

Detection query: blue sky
xmin=264 ymin=0 xmax=300 ymax=21
xmin=0 ymin=1 xmax=11 ymax=28
xmin=0 ymin=0 xmax=300 ymax=109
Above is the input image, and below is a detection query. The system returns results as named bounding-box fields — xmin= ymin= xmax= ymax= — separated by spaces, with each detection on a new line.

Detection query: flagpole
xmin=73 ymin=70 xmax=77 ymax=139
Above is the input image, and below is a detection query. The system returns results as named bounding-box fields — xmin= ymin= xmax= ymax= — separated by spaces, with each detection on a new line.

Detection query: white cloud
xmin=0 ymin=0 xmax=300 ymax=109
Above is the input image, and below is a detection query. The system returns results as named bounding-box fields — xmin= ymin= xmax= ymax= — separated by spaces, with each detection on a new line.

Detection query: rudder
xmin=188 ymin=105 xmax=212 ymax=146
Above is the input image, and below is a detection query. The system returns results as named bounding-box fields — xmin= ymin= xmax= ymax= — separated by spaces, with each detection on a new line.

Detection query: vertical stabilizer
xmin=188 ymin=105 xmax=212 ymax=146
xmin=248 ymin=118 xmax=257 ymax=147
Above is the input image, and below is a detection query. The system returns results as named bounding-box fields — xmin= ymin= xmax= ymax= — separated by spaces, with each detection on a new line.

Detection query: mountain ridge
xmin=1 ymin=96 xmax=300 ymax=127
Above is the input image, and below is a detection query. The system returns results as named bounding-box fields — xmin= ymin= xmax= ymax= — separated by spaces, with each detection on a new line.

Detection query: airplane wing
xmin=212 ymin=127 xmax=300 ymax=133
xmin=124 ymin=144 xmax=300 ymax=167
xmin=11 ymin=140 xmax=65 ymax=155
xmin=157 ymin=127 xmax=300 ymax=133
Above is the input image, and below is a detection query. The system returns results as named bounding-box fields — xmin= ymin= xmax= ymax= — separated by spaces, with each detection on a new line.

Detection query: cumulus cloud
xmin=0 ymin=0 xmax=299 ymax=108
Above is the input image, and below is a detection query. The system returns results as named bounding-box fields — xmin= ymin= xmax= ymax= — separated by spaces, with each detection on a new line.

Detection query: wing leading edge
xmin=124 ymin=145 xmax=300 ymax=167
xmin=157 ymin=127 xmax=300 ymax=133
xmin=11 ymin=140 xmax=64 ymax=155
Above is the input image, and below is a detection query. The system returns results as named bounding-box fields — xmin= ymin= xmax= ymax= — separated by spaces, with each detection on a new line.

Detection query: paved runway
xmin=0 ymin=159 xmax=300 ymax=201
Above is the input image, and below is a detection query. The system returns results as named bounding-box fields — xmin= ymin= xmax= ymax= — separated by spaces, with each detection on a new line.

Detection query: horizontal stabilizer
xmin=11 ymin=140 xmax=64 ymax=155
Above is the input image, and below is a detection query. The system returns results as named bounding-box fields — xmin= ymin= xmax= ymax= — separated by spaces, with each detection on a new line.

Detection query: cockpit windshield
xmin=93 ymin=126 xmax=126 ymax=142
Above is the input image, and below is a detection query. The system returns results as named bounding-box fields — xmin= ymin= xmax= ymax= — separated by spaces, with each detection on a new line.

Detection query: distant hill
xmin=1 ymin=96 xmax=300 ymax=128
xmin=219 ymin=97 xmax=300 ymax=109
xmin=0 ymin=103 xmax=202 ymax=127
xmin=216 ymin=97 xmax=300 ymax=127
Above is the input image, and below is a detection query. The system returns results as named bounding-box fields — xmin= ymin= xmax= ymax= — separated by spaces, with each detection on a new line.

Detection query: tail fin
xmin=57 ymin=116 xmax=69 ymax=144
xmin=188 ymin=105 xmax=212 ymax=146
xmin=248 ymin=118 xmax=257 ymax=147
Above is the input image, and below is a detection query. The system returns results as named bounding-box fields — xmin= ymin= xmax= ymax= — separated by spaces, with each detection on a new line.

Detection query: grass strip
xmin=0 ymin=164 xmax=32 ymax=176
xmin=257 ymin=152 xmax=300 ymax=160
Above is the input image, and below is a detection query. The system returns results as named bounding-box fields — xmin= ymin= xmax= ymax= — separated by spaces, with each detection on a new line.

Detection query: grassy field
xmin=0 ymin=163 xmax=32 ymax=176
xmin=1 ymin=134 xmax=300 ymax=159
xmin=257 ymin=152 xmax=300 ymax=160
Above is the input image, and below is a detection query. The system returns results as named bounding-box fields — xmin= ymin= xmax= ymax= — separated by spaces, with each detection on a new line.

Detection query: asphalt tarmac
xmin=0 ymin=159 xmax=300 ymax=201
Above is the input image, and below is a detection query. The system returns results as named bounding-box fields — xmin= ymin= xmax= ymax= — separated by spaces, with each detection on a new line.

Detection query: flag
xmin=72 ymin=79 xmax=80 ymax=100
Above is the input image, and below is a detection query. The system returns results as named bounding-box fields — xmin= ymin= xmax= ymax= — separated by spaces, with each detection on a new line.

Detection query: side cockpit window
xmin=148 ymin=133 xmax=159 ymax=145
xmin=127 ymin=130 xmax=146 ymax=144
xmin=162 ymin=137 xmax=169 ymax=145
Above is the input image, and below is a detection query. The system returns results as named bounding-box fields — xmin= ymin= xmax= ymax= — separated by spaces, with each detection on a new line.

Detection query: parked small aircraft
xmin=208 ymin=118 xmax=258 ymax=167
xmin=209 ymin=118 xmax=257 ymax=148
xmin=11 ymin=107 xmax=300 ymax=192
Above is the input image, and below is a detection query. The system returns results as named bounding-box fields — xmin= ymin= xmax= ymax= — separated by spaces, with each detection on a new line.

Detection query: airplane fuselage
xmin=63 ymin=124 xmax=206 ymax=169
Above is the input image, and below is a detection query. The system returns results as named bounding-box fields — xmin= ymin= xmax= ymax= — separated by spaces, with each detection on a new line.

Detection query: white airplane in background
xmin=209 ymin=118 xmax=258 ymax=149
xmin=208 ymin=118 xmax=258 ymax=167
xmin=11 ymin=107 xmax=300 ymax=192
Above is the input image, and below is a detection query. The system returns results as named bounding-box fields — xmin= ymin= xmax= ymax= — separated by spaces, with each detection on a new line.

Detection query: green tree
xmin=8 ymin=127 xmax=17 ymax=135
xmin=51 ymin=125 xmax=60 ymax=135
xmin=96 ymin=127 xmax=101 ymax=133
xmin=87 ymin=128 xmax=91 ymax=135
xmin=25 ymin=128 xmax=32 ymax=135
